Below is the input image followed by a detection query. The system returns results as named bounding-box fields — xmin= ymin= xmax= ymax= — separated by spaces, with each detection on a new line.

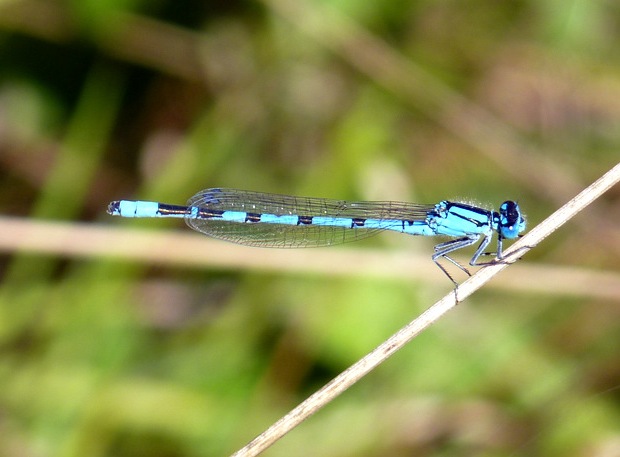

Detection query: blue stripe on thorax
xmin=430 ymin=202 xmax=495 ymax=237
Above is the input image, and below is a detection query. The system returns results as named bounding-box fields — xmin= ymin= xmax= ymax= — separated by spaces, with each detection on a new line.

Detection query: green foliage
xmin=0 ymin=0 xmax=619 ymax=456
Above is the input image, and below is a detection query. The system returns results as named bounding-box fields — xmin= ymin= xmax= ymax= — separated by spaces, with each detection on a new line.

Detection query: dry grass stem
xmin=229 ymin=162 xmax=620 ymax=456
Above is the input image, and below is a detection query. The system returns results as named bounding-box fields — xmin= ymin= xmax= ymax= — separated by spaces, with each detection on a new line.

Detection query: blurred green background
xmin=1 ymin=0 xmax=620 ymax=456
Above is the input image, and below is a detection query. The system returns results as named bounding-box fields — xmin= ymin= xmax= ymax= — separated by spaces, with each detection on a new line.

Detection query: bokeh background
xmin=1 ymin=0 xmax=620 ymax=456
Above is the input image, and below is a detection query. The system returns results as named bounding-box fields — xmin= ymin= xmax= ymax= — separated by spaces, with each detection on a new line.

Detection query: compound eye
xmin=499 ymin=200 xmax=525 ymax=239
xmin=500 ymin=201 xmax=519 ymax=228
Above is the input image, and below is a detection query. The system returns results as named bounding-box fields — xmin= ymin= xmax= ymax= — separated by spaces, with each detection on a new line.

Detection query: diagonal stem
xmin=230 ymin=162 xmax=620 ymax=457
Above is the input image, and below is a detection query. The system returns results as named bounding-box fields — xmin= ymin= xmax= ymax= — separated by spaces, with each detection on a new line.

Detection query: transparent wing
xmin=185 ymin=188 xmax=435 ymax=248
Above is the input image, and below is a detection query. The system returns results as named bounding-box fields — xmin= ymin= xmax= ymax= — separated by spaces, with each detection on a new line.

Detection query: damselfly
xmin=107 ymin=188 xmax=526 ymax=284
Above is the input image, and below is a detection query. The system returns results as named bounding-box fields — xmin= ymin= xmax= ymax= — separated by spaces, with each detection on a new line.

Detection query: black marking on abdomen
xmin=351 ymin=218 xmax=366 ymax=228
xmin=156 ymin=204 xmax=193 ymax=217
xmin=245 ymin=212 xmax=262 ymax=223
xmin=197 ymin=208 xmax=225 ymax=219
xmin=298 ymin=216 xmax=313 ymax=225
